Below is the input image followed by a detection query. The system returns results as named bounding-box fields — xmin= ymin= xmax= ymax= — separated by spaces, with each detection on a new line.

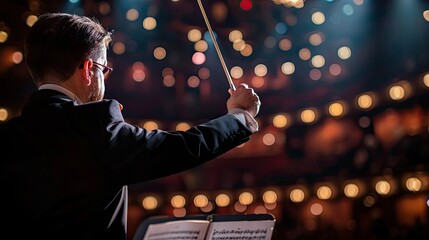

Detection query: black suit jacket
xmin=0 ymin=89 xmax=252 ymax=239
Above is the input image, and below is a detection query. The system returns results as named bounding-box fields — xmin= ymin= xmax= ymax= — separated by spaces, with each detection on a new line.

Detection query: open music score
xmin=141 ymin=214 xmax=275 ymax=240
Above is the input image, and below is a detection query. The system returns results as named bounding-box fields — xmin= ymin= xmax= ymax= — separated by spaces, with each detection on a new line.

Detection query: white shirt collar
xmin=38 ymin=84 xmax=83 ymax=104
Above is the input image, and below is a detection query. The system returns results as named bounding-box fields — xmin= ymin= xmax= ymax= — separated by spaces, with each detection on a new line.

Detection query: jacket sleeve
xmin=99 ymin=100 xmax=253 ymax=184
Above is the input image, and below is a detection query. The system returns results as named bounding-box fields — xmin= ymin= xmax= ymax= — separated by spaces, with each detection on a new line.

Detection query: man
xmin=0 ymin=13 xmax=260 ymax=239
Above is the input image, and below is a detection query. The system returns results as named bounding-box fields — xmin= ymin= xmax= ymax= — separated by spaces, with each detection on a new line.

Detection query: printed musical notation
xmin=141 ymin=216 xmax=275 ymax=240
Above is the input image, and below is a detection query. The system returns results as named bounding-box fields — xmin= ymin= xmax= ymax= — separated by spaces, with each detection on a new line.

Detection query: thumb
xmin=228 ymin=88 xmax=233 ymax=95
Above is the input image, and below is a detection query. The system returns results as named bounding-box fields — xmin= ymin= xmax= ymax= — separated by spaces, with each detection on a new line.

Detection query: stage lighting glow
xmin=301 ymin=109 xmax=316 ymax=124
xmin=262 ymin=133 xmax=276 ymax=146
xmin=229 ymin=30 xmax=243 ymax=42
xmin=290 ymin=189 xmax=305 ymax=203
xmin=188 ymin=29 xmax=201 ymax=42
xmin=240 ymin=44 xmax=253 ymax=57
xmin=299 ymin=48 xmax=311 ymax=60
xmin=112 ymin=42 xmax=126 ymax=55
xmin=142 ymin=196 xmax=158 ymax=210
xmin=375 ymin=180 xmax=391 ymax=195
xmin=230 ymin=66 xmax=243 ymax=79
xmin=389 ymin=85 xmax=405 ymax=100
xmin=328 ymin=102 xmax=345 ymax=117
xmin=279 ymin=38 xmax=292 ymax=51
xmin=26 ymin=15 xmax=38 ymax=27
xmin=0 ymin=31 xmax=8 ymax=43
xmin=343 ymin=4 xmax=354 ymax=16
xmin=187 ymin=76 xmax=200 ymax=88
xmin=163 ymin=75 xmax=175 ymax=87
xmin=215 ymin=193 xmax=230 ymax=207
xmin=254 ymin=64 xmax=267 ymax=77
xmin=317 ymin=186 xmax=332 ymax=199
xmin=171 ymin=195 xmax=186 ymax=208
xmin=194 ymin=194 xmax=209 ymax=208
xmin=405 ymin=177 xmax=422 ymax=192
xmin=281 ymin=62 xmax=295 ymax=75
xmin=126 ymin=9 xmax=139 ymax=21
xmin=424 ymin=10 xmax=429 ymax=22
xmin=344 ymin=183 xmax=359 ymax=198
xmin=357 ymin=94 xmax=373 ymax=109
xmin=423 ymin=73 xmax=429 ymax=87
xmin=238 ymin=191 xmax=253 ymax=205
xmin=309 ymin=69 xmax=321 ymax=81
xmin=198 ymin=67 xmax=210 ymax=79
xmin=194 ymin=40 xmax=208 ymax=52
xmin=311 ymin=11 xmax=325 ymax=25
xmin=309 ymin=32 xmax=324 ymax=46
xmin=143 ymin=121 xmax=159 ymax=130
xmin=233 ymin=39 xmax=246 ymax=51
xmin=329 ymin=64 xmax=342 ymax=76
xmin=273 ymin=114 xmax=288 ymax=128
xmin=153 ymin=47 xmax=166 ymax=60
xmin=311 ymin=55 xmax=325 ymax=68
xmin=251 ymin=76 xmax=265 ymax=88
xmin=0 ymin=108 xmax=8 ymax=121
xmin=262 ymin=190 xmax=278 ymax=204
xmin=275 ymin=22 xmax=288 ymax=34
xmin=338 ymin=46 xmax=352 ymax=59
xmin=310 ymin=203 xmax=323 ymax=216
xmin=176 ymin=122 xmax=191 ymax=131
xmin=142 ymin=17 xmax=157 ymax=30
xmin=192 ymin=52 xmax=206 ymax=65
xmin=11 ymin=51 xmax=23 ymax=64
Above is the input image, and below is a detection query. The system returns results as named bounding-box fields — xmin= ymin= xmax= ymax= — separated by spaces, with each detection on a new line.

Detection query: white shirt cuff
xmin=228 ymin=108 xmax=259 ymax=133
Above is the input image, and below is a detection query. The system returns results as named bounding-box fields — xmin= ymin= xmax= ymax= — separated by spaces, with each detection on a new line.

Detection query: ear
xmin=82 ymin=59 xmax=93 ymax=86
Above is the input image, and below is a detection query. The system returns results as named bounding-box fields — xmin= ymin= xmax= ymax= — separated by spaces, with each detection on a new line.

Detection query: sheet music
xmin=143 ymin=220 xmax=210 ymax=240
xmin=205 ymin=220 xmax=275 ymax=240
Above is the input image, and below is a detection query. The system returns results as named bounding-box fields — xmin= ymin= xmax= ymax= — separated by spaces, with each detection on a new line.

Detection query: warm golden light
xmin=357 ymin=94 xmax=373 ymax=109
xmin=344 ymin=183 xmax=359 ymax=198
xmin=171 ymin=195 xmax=186 ymax=208
xmin=279 ymin=38 xmax=292 ymax=51
xmin=0 ymin=31 xmax=8 ymax=43
xmin=405 ymin=177 xmax=422 ymax=192
xmin=389 ymin=85 xmax=405 ymax=100
xmin=194 ymin=194 xmax=209 ymax=208
xmin=311 ymin=55 xmax=325 ymax=68
xmin=238 ymin=192 xmax=254 ymax=205
xmin=290 ymin=189 xmax=305 ymax=203
xmin=375 ymin=180 xmax=391 ymax=195
xmin=272 ymin=114 xmax=288 ymax=128
xmin=229 ymin=30 xmax=243 ymax=42
xmin=142 ymin=196 xmax=158 ymax=210
xmin=317 ymin=186 xmax=332 ymax=200
xmin=215 ymin=193 xmax=230 ymax=207
xmin=338 ymin=46 xmax=352 ymax=60
xmin=309 ymin=32 xmax=324 ymax=46
xmin=233 ymin=39 xmax=246 ymax=51
xmin=0 ymin=108 xmax=8 ymax=121
xmin=11 ymin=51 xmax=23 ymax=64
xmin=194 ymin=40 xmax=208 ymax=52
xmin=126 ymin=9 xmax=139 ymax=21
xmin=26 ymin=15 xmax=38 ymax=27
xmin=240 ymin=44 xmax=253 ymax=57
xmin=231 ymin=66 xmax=244 ymax=79
xmin=254 ymin=64 xmax=268 ymax=77
xmin=299 ymin=48 xmax=311 ymax=60
xmin=112 ymin=42 xmax=126 ymax=55
xmin=176 ymin=122 xmax=191 ymax=131
xmin=423 ymin=73 xmax=429 ymax=87
xmin=143 ymin=17 xmax=157 ymax=30
xmin=311 ymin=11 xmax=325 ymax=25
xmin=188 ymin=29 xmax=202 ymax=42
xmin=262 ymin=190 xmax=278 ymax=204
xmin=153 ymin=47 xmax=166 ymax=60
xmin=328 ymin=102 xmax=344 ymax=117
xmin=300 ymin=109 xmax=316 ymax=124
xmin=262 ymin=133 xmax=276 ymax=146
xmin=281 ymin=62 xmax=295 ymax=75
xmin=423 ymin=10 xmax=429 ymax=22
xmin=143 ymin=121 xmax=158 ymax=131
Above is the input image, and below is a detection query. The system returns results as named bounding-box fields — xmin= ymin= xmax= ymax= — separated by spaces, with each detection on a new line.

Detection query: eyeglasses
xmin=92 ymin=62 xmax=113 ymax=80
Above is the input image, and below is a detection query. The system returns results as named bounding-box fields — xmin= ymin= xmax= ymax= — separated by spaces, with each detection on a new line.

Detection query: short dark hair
xmin=25 ymin=13 xmax=113 ymax=83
